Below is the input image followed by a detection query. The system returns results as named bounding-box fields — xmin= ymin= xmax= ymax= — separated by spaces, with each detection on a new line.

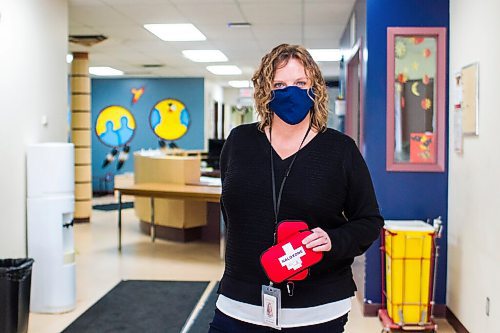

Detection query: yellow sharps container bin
xmin=384 ymin=220 xmax=435 ymax=325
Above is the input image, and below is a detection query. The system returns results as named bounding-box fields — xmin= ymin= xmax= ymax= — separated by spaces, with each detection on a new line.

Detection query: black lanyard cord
xmin=270 ymin=123 xmax=312 ymax=226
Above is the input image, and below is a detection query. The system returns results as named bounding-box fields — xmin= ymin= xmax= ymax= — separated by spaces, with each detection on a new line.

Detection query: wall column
xmin=71 ymin=52 xmax=92 ymax=222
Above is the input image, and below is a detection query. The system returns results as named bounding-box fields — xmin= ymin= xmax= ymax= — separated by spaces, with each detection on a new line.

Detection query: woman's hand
xmin=302 ymin=227 xmax=332 ymax=252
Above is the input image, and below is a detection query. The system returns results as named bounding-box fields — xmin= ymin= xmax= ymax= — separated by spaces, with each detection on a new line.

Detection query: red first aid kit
xmin=261 ymin=229 xmax=323 ymax=284
xmin=276 ymin=221 xmax=309 ymax=281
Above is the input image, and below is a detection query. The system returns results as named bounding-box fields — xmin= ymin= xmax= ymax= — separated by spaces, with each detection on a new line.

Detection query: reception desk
xmin=115 ymin=182 xmax=221 ymax=251
xmin=133 ymin=153 xmax=220 ymax=242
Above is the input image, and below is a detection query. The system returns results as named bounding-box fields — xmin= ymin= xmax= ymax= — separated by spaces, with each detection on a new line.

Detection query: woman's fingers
xmin=311 ymin=243 xmax=331 ymax=252
xmin=304 ymin=236 xmax=327 ymax=248
xmin=302 ymin=227 xmax=331 ymax=252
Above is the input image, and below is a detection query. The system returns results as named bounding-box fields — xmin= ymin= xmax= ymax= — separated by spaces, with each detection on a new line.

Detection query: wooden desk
xmin=115 ymin=183 xmax=221 ymax=252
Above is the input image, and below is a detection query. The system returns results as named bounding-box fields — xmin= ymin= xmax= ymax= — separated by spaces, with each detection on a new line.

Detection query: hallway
xmin=28 ymin=197 xmax=456 ymax=333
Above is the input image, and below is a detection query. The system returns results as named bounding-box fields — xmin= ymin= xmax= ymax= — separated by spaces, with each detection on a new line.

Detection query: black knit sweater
xmin=217 ymin=123 xmax=384 ymax=308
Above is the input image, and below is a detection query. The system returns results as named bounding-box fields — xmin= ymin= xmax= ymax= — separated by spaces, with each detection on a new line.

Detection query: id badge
xmin=261 ymin=284 xmax=281 ymax=329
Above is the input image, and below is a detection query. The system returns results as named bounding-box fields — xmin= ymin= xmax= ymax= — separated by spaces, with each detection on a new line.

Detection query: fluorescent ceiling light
xmin=66 ymin=54 xmax=73 ymax=64
xmin=144 ymin=23 xmax=206 ymax=41
xmin=89 ymin=66 xmax=124 ymax=76
xmin=206 ymin=65 xmax=242 ymax=75
xmin=182 ymin=50 xmax=228 ymax=62
xmin=308 ymin=49 xmax=342 ymax=62
xmin=228 ymin=80 xmax=251 ymax=88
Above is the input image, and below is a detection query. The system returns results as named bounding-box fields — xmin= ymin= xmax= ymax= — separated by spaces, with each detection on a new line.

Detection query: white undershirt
xmin=216 ymin=294 xmax=351 ymax=328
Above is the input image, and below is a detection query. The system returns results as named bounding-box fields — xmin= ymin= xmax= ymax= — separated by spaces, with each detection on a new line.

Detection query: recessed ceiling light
xmin=206 ymin=65 xmax=242 ymax=75
xmin=307 ymin=49 xmax=342 ymax=62
xmin=89 ymin=66 xmax=124 ymax=76
xmin=144 ymin=23 xmax=206 ymax=41
xmin=182 ymin=50 xmax=228 ymax=63
xmin=228 ymin=80 xmax=252 ymax=88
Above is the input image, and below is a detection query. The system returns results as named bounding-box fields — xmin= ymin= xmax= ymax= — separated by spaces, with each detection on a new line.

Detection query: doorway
xmin=345 ymin=42 xmax=364 ymax=149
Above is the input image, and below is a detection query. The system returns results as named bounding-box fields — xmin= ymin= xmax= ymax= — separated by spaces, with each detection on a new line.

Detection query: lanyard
xmin=270 ymin=123 xmax=311 ymax=226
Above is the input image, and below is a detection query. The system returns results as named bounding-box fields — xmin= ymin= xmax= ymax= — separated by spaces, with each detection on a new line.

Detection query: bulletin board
xmin=461 ymin=63 xmax=479 ymax=135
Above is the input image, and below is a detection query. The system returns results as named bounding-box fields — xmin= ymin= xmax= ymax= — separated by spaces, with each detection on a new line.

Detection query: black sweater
xmin=217 ymin=123 xmax=384 ymax=308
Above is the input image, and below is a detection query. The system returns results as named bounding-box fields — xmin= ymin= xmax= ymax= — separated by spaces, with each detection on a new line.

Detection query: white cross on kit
xmin=279 ymin=243 xmax=306 ymax=270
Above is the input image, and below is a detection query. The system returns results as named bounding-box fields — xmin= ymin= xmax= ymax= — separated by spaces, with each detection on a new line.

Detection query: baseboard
xmin=433 ymin=304 xmax=446 ymax=317
xmin=446 ymin=307 xmax=470 ymax=333
xmin=363 ymin=303 xmax=447 ymax=318
xmin=363 ymin=303 xmax=381 ymax=317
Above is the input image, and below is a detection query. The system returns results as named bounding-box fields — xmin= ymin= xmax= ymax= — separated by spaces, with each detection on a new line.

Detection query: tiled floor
xmin=28 ymin=196 xmax=456 ymax=333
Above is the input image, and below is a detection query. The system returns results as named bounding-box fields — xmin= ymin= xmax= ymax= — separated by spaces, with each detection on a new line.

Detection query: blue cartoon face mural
xmin=95 ymin=105 xmax=136 ymax=170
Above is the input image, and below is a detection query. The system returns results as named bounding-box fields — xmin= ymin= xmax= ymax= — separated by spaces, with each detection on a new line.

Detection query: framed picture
xmin=461 ymin=63 xmax=479 ymax=136
xmin=386 ymin=27 xmax=447 ymax=172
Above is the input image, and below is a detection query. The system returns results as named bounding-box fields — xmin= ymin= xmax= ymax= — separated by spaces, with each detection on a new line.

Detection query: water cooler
xmin=27 ymin=143 xmax=76 ymax=313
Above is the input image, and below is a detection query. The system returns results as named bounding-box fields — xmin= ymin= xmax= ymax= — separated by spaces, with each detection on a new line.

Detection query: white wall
xmin=448 ymin=0 xmax=500 ymax=331
xmin=0 ymin=0 xmax=68 ymax=257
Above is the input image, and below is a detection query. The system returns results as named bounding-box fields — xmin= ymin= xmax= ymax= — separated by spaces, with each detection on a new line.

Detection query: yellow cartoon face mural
xmin=95 ymin=105 xmax=136 ymax=147
xmin=149 ymin=99 xmax=190 ymax=141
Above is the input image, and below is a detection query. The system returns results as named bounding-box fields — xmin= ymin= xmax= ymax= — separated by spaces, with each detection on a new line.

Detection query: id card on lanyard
xmin=262 ymin=284 xmax=282 ymax=329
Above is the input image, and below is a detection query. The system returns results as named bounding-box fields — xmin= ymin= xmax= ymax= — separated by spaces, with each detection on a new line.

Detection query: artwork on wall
xmin=410 ymin=132 xmax=435 ymax=163
xmin=91 ymin=78 xmax=204 ymax=193
xmin=131 ymin=86 xmax=145 ymax=104
xmin=149 ymin=98 xmax=190 ymax=148
xmin=94 ymin=97 xmax=193 ymax=169
xmin=95 ymin=105 xmax=136 ymax=170
xmin=386 ymin=27 xmax=447 ymax=172
xmin=460 ymin=63 xmax=479 ymax=136
xmin=451 ymin=63 xmax=479 ymax=154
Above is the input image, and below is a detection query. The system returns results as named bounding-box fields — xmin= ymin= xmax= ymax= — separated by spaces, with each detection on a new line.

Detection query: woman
xmin=209 ymin=44 xmax=384 ymax=332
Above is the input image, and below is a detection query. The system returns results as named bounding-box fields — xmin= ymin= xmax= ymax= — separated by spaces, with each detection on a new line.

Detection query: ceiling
xmin=68 ymin=0 xmax=355 ymax=85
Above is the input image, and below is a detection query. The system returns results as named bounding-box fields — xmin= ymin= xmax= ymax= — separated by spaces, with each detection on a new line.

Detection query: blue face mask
xmin=268 ymin=86 xmax=314 ymax=125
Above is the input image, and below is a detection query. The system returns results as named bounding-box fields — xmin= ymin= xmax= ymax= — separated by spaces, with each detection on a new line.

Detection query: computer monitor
xmin=206 ymin=139 xmax=225 ymax=170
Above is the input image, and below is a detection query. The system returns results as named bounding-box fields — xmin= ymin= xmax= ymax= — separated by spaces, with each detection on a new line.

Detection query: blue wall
xmin=91 ymin=78 xmax=205 ymax=189
xmin=342 ymin=0 xmax=450 ymax=306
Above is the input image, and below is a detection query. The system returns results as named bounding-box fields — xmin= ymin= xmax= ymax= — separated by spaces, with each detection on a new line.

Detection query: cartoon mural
xmin=91 ymin=78 xmax=204 ymax=193
xmin=95 ymin=105 xmax=136 ymax=170
xmin=149 ymin=98 xmax=190 ymax=148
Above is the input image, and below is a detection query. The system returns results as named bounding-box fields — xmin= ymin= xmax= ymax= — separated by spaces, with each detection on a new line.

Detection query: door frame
xmin=345 ymin=38 xmax=365 ymax=153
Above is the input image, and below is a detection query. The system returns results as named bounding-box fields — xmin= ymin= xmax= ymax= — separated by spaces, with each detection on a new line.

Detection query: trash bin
xmin=383 ymin=221 xmax=435 ymax=325
xmin=0 ymin=258 xmax=34 ymax=333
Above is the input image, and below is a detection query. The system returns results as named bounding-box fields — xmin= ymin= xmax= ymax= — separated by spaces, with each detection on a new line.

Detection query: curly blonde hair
xmin=252 ymin=44 xmax=329 ymax=132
